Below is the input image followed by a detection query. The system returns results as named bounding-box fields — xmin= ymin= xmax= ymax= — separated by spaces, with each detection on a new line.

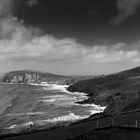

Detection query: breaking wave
xmin=36 ymin=112 xmax=88 ymax=124
xmin=6 ymin=112 xmax=88 ymax=129
xmin=6 ymin=122 xmax=34 ymax=130
xmin=6 ymin=112 xmax=47 ymax=116
xmin=39 ymin=99 xmax=56 ymax=103
xmin=32 ymin=83 xmax=106 ymax=114
xmin=42 ymin=83 xmax=88 ymax=101
xmin=44 ymin=84 xmax=106 ymax=113
xmin=76 ymin=103 xmax=106 ymax=115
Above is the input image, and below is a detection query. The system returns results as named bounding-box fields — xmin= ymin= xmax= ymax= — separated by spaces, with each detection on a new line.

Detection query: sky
xmin=0 ymin=0 xmax=140 ymax=75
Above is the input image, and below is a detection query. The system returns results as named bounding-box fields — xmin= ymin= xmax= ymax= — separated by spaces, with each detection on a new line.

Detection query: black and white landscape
xmin=1 ymin=0 xmax=140 ymax=140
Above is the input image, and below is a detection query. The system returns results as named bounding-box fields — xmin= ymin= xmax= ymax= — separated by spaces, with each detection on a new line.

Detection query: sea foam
xmin=6 ymin=112 xmax=47 ymax=116
xmin=6 ymin=122 xmax=34 ymax=130
xmin=34 ymin=83 xmax=106 ymax=114
xmin=36 ymin=112 xmax=88 ymax=125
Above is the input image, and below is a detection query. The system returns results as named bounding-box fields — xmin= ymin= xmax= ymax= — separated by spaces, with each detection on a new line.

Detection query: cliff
xmin=3 ymin=70 xmax=70 ymax=84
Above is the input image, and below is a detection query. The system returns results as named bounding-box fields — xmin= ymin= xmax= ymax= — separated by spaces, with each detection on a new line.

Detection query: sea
xmin=0 ymin=83 xmax=106 ymax=135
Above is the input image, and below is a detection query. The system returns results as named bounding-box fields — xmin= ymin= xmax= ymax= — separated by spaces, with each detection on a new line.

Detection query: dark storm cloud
xmin=111 ymin=0 xmax=140 ymax=25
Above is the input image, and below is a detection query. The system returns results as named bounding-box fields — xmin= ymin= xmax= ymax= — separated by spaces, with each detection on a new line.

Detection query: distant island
xmin=2 ymin=70 xmax=70 ymax=85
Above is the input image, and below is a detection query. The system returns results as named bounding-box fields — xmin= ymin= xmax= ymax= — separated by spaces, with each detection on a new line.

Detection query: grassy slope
xmin=70 ymin=127 xmax=140 ymax=140
xmin=68 ymin=66 xmax=140 ymax=114
xmin=68 ymin=67 xmax=140 ymax=103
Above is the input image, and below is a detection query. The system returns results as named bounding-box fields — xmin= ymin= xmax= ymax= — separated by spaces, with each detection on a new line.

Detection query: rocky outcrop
xmin=3 ymin=73 xmax=40 ymax=84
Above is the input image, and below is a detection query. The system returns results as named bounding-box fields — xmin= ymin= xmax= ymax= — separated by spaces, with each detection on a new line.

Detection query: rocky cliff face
xmin=3 ymin=73 xmax=40 ymax=84
xmin=3 ymin=70 xmax=70 ymax=84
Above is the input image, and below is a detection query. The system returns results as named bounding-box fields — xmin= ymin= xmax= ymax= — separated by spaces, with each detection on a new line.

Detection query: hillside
xmin=68 ymin=66 xmax=140 ymax=114
xmin=70 ymin=127 xmax=140 ymax=140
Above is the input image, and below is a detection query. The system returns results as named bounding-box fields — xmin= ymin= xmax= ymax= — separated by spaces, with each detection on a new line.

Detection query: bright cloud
xmin=0 ymin=16 xmax=140 ymax=64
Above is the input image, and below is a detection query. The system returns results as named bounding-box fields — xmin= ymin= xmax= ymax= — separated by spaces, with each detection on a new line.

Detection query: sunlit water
xmin=0 ymin=83 xmax=106 ymax=135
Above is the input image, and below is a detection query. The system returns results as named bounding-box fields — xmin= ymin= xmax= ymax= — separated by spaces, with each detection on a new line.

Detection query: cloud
xmin=111 ymin=0 xmax=140 ymax=25
xmin=0 ymin=0 xmax=140 ymax=74
xmin=0 ymin=0 xmax=15 ymax=17
xmin=0 ymin=29 xmax=140 ymax=65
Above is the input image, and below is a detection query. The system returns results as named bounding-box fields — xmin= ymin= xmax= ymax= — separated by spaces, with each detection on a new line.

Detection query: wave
xmin=78 ymin=103 xmax=106 ymax=110
xmin=39 ymin=99 xmax=56 ymax=103
xmin=56 ymin=85 xmax=106 ymax=113
xmin=31 ymin=82 xmax=86 ymax=99
xmin=6 ymin=113 xmax=88 ymax=129
xmin=36 ymin=112 xmax=88 ymax=124
xmin=44 ymin=84 xmax=89 ymax=102
xmin=30 ymin=83 xmax=106 ymax=116
xmin=22 ymin=121 xmax=34 ymax=126
xmin=42 ymin=84 xmax=69 ymax=92
xmin=35 ymin=83 xmax=106 ymax=114
xmin=6 ymin=122 xmax=34 ymax=130
xmin=76 ymin=103 xmax=106 ymax=115
xmin=90 ymin=106 xmax=106 ymax=115
xmin=7 ymin=124 xmax=17 ymax=129
xmin=6 ymin=112 xmax=46 ymax=116
xmin=31 ymin=82 xmax=87 ymax=101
